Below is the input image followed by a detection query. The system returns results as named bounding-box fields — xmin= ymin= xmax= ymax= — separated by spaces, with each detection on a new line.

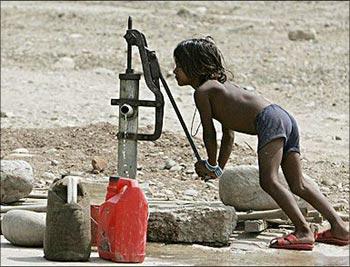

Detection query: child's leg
xmin=281 ymin=152 xmax=349 ymax=239
xmin=258 ymin=138 xmax=314 ymax=242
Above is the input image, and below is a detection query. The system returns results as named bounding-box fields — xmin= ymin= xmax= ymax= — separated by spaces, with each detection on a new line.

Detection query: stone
xmin=205 ymin=182 xmax=218 ymax=190
xmin=338 ymin=199 xmax=349 ymax=206
xmin=219 ymin=165 xmax=318 ymax=211
xmin=321 ymin=178 xmax=335 ymax=186
xmin=192 ymin=173 xmax=199 ymax=179
xmin=42 ymin=172 xmax=56 ymax=180
xmin=91 ymin=156 xmax=108 ymax=172
xmin=170 ymin=165 xmax=182 ymax=172
xmin=244 ymin=219 xmax=268 ymax=233
xmin=177 ymin=7 xmax=196 ymax=18
xmin=50 ymin=160 xmax=59 ymax=166
xmin=2 ymin=210 xmax=46 ymax=247
xmin=164 ymin=189 xmax=176 ymax=200
xmin=320 ymin=186 xmax=330 ymax=192
xmin=45 ymin=148 xmax=58 ymax=154
xmin=147 ymin=202 xmax=237 ymax=246
xmin=184 ymin=189 xmax=198 ymax=197
xmin=336 ymin=182 xmax=342 ymax=189
xmin=164 ymin=159 xmax=177 ymax=170
xmin=1 ymin=160 xmax=34 ymax=204
xmin=185 ymin=169 xmax=195 ymax=174
xmin=11 ymin=148 xmax=29 ymax=154
xmin=182 ymin=195 xmax=194 ymax=201
xmin=53 ymin=57 xmax=75 ymax=70
xmin=288 ymin=29 xmax=316 ymax=41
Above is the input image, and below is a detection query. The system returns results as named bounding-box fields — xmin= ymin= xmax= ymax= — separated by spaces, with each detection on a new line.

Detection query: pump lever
xmin=124 ymin=30 xmax=162 ymax=99
xmin=159 ymin=73 xmax=201 ymax=162
xmin=111 ymin=29 xmax=164 ymax=141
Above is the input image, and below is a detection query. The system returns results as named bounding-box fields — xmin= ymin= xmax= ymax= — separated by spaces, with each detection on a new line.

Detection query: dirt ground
xmin=1 ymin=1 xmax=349 ymax=212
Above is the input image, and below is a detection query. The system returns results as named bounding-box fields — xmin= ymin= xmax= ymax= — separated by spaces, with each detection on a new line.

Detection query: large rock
xmin=2 ymin=210 xmax=46 ymax=247
xmin=0 ymin=160 xmax=34 ymax=204
xmin=147 ymin=202 xmax=237 ymax=247
xmin=219 ymin=165 xmax=318 ymax=211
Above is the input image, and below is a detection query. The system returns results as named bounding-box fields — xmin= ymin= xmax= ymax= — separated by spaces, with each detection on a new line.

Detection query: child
xmin=172 ymin=37 xmax=349 ymax=250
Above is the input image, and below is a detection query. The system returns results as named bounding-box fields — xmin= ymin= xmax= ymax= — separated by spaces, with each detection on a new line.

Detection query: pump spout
xmin=120 ymin=104 xmax=134 ymax=117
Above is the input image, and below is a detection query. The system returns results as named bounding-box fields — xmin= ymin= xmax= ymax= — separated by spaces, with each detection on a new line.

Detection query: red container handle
xmin=117 ymin=177 xmax=138 ymax=190
xmin=108 ymin=176 xmax=139 ymax=192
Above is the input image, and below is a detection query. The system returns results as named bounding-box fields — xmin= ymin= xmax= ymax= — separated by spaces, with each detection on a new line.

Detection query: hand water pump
xmin=111 ymin=17 xmax=201 ymax=179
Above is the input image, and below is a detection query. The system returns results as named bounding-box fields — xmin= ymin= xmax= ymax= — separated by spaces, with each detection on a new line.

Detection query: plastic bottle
xmin=97 ymin=176 xmax=148 ymax=263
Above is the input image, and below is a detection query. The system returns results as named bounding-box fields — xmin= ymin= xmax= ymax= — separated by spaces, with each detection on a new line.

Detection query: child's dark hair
xmin=173 ymin=36 xmax=232 ymax=85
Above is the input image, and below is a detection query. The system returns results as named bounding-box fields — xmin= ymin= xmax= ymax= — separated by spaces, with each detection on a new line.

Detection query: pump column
xmin=117 ymin=72 xmax=140 ymax=179
xmin=117 ymin=16 xmax=140 ymax=179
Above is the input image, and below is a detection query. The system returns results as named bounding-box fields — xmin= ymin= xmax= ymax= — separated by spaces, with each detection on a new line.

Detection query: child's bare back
xmin=195 ymin=80 xmax=271 ymax=135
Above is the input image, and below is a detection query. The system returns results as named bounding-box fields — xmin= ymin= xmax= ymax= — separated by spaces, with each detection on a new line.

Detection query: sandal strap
xmin=317 ymin=229 xmax=331 ymax=239
xmin=270 ymin=233 xmax=296 ymax=246
xmin=284 ymin=233 xmax=297 ymax=243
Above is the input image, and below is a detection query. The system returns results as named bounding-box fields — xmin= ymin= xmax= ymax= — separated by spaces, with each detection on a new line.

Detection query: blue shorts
xmin=255 ymin=104 xmax=300 ymax=156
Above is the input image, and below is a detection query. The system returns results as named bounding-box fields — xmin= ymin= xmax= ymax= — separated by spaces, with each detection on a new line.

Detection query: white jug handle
xmin=67 ymin=176 xmax=79 ymax=204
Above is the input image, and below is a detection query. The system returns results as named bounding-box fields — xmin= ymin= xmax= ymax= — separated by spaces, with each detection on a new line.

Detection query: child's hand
xmin=194 ymin=160 xmax=222 ymax=180
xmin=195 ymin=160 xmax=214 ymax=178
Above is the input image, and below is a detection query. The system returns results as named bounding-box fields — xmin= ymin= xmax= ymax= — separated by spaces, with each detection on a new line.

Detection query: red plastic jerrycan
xmin=97 ymin=176 xmax=148 ymax=263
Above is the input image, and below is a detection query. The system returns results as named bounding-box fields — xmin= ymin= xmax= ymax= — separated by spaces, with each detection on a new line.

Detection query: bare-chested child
xmin=172 ymin=37 xmax=349 ymax=250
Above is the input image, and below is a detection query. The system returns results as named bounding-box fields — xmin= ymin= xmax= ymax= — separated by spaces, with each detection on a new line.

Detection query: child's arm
xmin=218 ymin=127 xmax=234 ymax=169
xmin=194 ymin=89 xmax=217 ymax=166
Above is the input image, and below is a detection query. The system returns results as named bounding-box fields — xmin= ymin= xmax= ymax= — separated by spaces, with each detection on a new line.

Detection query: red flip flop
xmin=269 ymin=233 xmax=314 ymax=251
xmin=315 ymin=229 xmax=350 ymax=246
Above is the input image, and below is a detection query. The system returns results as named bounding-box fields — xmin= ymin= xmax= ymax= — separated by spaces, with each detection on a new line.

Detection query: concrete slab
xmin=148 ymin=201 xmax=236 ymax=246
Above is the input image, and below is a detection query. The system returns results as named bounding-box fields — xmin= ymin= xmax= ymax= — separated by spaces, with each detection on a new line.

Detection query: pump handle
xmin=112 ymin=28 xmax=164 ymax=141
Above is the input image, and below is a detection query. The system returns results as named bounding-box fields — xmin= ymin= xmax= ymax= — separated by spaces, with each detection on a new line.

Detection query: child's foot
xmin=333 ymin=223 xmax=349 ymax=239
xmin=269 ymin=232 xmax=314 ymax=251
xmin=293 ymin=229 xmax=315 ymax=244
xmin=315 ymin=224 xmax=350 ymax=246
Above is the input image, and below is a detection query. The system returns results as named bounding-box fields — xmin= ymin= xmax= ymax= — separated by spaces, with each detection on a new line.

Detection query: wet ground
xmin=1 ymin=193 xmax=349 ymax=266
xmin=1 ymin=231 xmax=349 ymax=266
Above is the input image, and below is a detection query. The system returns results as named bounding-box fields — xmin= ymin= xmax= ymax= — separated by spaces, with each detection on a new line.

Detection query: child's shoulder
xmin=198 ymin=79 xmax=225 ymax=92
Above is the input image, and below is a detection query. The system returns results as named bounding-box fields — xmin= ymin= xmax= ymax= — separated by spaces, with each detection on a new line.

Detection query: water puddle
xmin=146 ymin=242 xmax=349 ymax=266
